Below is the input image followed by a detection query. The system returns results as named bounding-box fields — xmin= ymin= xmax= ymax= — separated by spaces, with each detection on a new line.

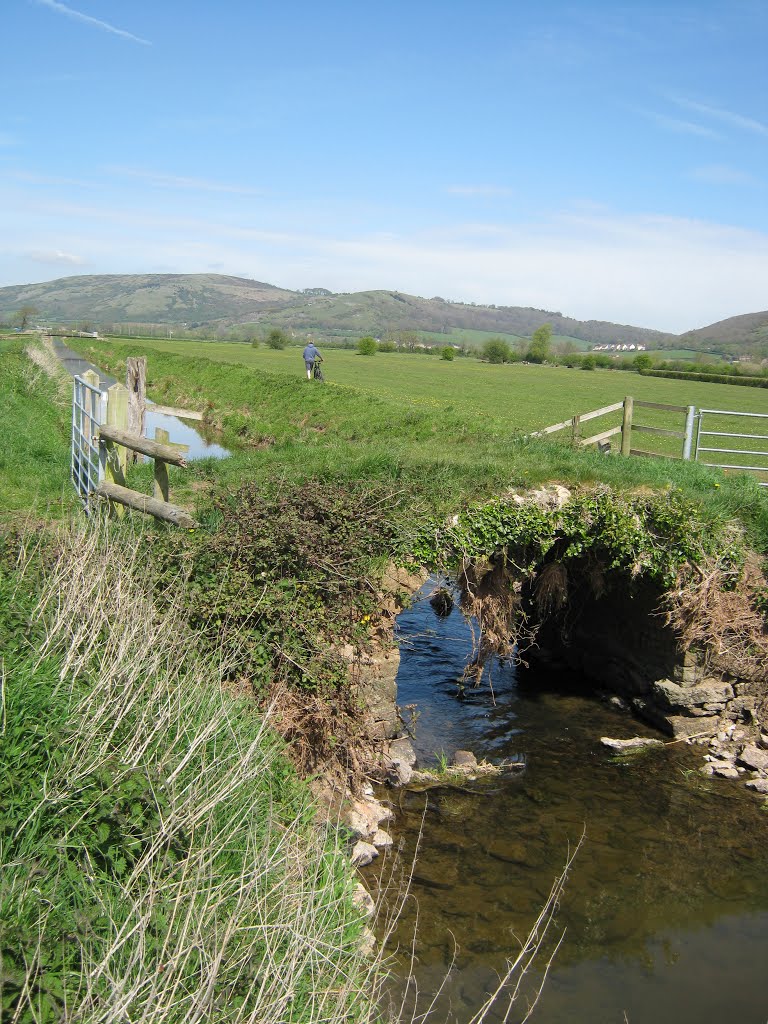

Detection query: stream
xmin=374 ymin=584 xmax=768 ymax=1024
xmin=53 ymin=339 xmax=229 ymax=460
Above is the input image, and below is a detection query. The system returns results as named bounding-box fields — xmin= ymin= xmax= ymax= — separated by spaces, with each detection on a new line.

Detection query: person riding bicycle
xmin=302 ymin=341 xmax=323 ymax=380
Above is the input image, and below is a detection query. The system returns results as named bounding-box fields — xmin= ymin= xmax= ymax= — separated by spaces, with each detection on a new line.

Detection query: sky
xmin=1 ymin=0 xmax=766 ymax=333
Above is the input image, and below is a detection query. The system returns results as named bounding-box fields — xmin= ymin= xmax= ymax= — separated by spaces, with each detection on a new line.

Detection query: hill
xmin=0 ymin=273 xmax=296 ymax=326
xmin=0 ymin=273 xmax=675 ymax=347
xmin=679 ymin=311 xmax=768 ymax=360
xmin=0 ymin=273 xmax=764 ymax=355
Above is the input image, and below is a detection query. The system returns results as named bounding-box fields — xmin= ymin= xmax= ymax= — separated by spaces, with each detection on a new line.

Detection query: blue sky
xmin=1 ymin=0 xmax=766 ymax=332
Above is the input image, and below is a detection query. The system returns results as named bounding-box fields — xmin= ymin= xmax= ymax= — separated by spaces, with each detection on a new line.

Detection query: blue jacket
xmin=303 ymin=343 xmax=320 ymax=361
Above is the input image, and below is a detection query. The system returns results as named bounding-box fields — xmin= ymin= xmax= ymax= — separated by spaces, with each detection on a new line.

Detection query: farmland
xmin=92 ymin=336 xmax=767 ymax=437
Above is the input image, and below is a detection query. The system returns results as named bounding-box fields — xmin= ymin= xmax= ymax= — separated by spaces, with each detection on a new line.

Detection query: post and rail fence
xmin=70 ymin=360 xmax=198 ymax=527
xmin=535 ymin=396 xmax=767 ymax=487
xmin=534 ymin=396 xmax=695 ymax=461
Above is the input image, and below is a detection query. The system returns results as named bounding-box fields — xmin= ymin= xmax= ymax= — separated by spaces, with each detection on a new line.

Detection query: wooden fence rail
xmin=535 ymin=396 xmax=696 ymax=461
xmin=72 ymin=365 xmax=197 ymax=527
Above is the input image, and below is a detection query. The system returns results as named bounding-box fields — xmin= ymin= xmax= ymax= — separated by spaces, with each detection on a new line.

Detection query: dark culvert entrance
xmin=371 ymin=575 xmax=768 ymax=1024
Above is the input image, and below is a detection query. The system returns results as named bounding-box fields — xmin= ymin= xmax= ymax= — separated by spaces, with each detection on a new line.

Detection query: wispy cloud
xmin=640 ymin=110 xmax=721 ymax=139
xmin=105 ymin=166 xmax=265 ymax=196
xmin=445 ymin=184 xmax=516 ymax=198
xmin=28 ymin=248 xmax=86 ymax=266
xmin=672 ymin=96 xmax=768 ymax=136
xmin=33 ymin=0 xmax=151 ymax=46
xmin=690 ymin=164 xmax=760 ymax=186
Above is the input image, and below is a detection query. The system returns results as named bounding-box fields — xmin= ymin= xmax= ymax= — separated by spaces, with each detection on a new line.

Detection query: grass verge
xmin=0 ymin=522 xmax=386 ymax=1024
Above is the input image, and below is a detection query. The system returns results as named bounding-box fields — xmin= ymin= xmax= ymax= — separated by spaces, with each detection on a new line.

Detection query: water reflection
xmin=375 ymin=585 xmax=768 ymax=1024
xmin=52 ymin=340 xmax=229 ymax=460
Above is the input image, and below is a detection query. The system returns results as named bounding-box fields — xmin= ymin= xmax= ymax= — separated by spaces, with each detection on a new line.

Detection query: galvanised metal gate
xmin=695 ymin=408 xmax=768 ymax=488
xmin=71 ymin=372 xmax=105 ymax=505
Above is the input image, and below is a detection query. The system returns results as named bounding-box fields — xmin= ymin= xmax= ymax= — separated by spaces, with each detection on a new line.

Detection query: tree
xmin=527 ymin=323 xmax=552 ymax=363
xmin=441 ymin=346 xmax=455 ymax=361
xmin=633 ymin=353 xmax=653 ymax=371
xmin=482 ymin=337 xmax=512 ymax=364
xmin=13 ymin=305 xmax=38 ymax=330
xmin=357 ymin=336 xmax=377 ymax=355
xmin=265 ymin=327 xmax=289 ymax=349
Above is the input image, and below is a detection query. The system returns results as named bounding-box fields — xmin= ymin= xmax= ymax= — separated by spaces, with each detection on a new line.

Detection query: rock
xmin=352 ymin=882 xmax=375 ymax=918
xmin=653 ymin=678 xmax=733 ymax=711
xmin=345 ymin=796 xmax=392 ymax=839
xmin=372 ymin=829 xmax=393 ymax=849
xmin=737 ymin=744 xmax=768 ymax=773
xmin=359 ymin=926 xmax=377 ymax=956
xmin=389 ymin=737 xmax=417 ymax=766
xmin=712 ymin=764 xmax=740 ymax=779
xmin=351 ymin=841 xmax=379 ymax=867
xmin=600 ymin=736 xmax=663 ymax=752
xmin=665 ymin=716 xmax=718 ymax=740
xmin=452 ymin=750 xmax=478 ymax=768
xmin=386 ymin=736 xmax=416 ymax=786
xmin=745 ymin=778 xmax=768 ymax=794
xmin=700 ymin=764 xmax=715 ymax=776
xmin=758 ymin=733 xmax=768 ymax=750
xmin=429 ymin=588 xmax=454 ymax=617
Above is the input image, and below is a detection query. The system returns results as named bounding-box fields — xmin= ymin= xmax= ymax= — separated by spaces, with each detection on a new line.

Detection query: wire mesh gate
xmin=695 ymin=408 xmax=768 ymax=487
xmin=71 ymin=373 xmax=105 ymax=505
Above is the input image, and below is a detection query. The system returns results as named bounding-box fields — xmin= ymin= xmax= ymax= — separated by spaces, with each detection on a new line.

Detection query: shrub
xmin=357 ymin=336 xmax=377 ymax=356
xmin=441 ymin=346 xmax=456 ymax=361
xmin=266 ymin=327 xmax=289 ymax=349
xmin=378 ymin=339 xmax=397 ymax=352
xmin=482 ymin=338 xmax=512 ymax=364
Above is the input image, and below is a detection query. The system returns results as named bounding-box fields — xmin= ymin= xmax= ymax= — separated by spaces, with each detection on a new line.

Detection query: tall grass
xmin=1 ymin=522 xmax=390 ymax=1024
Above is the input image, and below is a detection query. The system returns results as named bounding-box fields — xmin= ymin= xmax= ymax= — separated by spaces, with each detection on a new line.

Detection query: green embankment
xmin=0 ymin=338 xmax=387 ymax=1024
xmin=71 ymin=337 xmax=768 ymax=551
xmin=3 ymin=334 xmax=767 ymax=1023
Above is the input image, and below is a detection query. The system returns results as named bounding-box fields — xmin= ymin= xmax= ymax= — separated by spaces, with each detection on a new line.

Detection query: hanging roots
xmin=456 ymin=557 xmax=538 ymax=685
xmin=533 ymin=561 xmax=568 ymax=617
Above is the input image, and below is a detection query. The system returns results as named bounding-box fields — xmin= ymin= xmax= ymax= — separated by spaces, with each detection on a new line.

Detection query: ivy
xmin=410 ymin=486 xmax=745 ymax=591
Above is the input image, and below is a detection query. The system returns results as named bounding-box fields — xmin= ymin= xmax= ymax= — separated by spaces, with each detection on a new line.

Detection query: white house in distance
xmin=592 ymin=343 xmax=647 ymax=352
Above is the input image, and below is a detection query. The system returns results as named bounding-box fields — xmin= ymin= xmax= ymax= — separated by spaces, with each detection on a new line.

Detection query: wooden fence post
xmin=571 ymin=414 xmax=581 ymax=443
xmin=621 ymin=396 xmax=634 ymax=457
xmin=104 ymin=383 xmax=129 ymax=516
xmin=154 ymin=427 xmax=170 ymax=502
xmin=126 ymin=357 xmax=147 ymax=464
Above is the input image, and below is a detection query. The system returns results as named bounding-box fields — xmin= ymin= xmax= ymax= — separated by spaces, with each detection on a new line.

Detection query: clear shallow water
xmin=373 ymin=585 xmax=768 ymax=1024
xmin=53 ymin=340 xmax=229 ymax=460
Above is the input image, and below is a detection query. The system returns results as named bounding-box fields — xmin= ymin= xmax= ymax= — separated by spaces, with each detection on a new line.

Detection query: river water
xmin=374 ymin=584 xmax=768 ymax=1024
xmin=53 ymin=340 xmax=229 ymax=460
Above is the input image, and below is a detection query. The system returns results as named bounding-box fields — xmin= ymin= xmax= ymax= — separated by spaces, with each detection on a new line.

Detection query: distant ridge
xmin=0 ymin=273 xmax=763 ymax=353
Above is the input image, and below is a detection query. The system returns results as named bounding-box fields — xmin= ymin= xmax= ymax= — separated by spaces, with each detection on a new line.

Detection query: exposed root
xmin=662 ymin=551 xmax=768 ymax=690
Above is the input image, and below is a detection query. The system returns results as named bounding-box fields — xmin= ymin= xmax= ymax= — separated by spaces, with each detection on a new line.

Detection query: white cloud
xmin=690 ymin=164 xmax=761 ymax=186
xmin=104 ymin=165 xmax=265 ymax=196
xmin=33 ymin=0 xmax=151 ymax=46
xmin=28 ymin=249 xmax=86 ymax=266
xmin=640 ymin=110 xmax=721 ymax=139
xmin=5 ymin=197 xmax=768 ymax=333
xmin=672 ymin=96 xmax=768 ymax=136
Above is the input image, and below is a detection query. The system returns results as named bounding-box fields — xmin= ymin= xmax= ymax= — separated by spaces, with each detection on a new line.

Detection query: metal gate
xmin=695 ymin=408 xmax=768 ymax=488
xmin=71 ymin=373 xmax=105 ymax=504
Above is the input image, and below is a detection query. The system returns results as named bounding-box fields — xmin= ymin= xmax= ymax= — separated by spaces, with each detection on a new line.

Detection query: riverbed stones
xmin=737 ymin=744 xmax=768 ymax=773
xmin=386 ymin=736 xmax=417 ymax=785
xmin=652 ymin=678 xmax=734 ymax=711
xmin=600 ymin=736 xmax=664 ymax=752
xmin=745 ymin=778 xmax=768 ymax=794
xmin=452 ymin=750 xmax=478 ymax=768
xmin=351 ymin=841 xmax=379 ymax=867
xmin=352 ymin=882 xmax=375 ymax=918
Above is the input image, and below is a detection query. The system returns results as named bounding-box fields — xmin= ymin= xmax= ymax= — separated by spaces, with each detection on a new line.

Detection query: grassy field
xmin=68 ymin=336 xmax=768 ymax=551
xmin=91 ymin=337 xmax=768 ymax=449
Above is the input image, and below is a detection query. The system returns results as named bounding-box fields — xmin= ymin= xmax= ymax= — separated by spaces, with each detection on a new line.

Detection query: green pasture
xmin=94 ymin=337 xmax=768 ymax=439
